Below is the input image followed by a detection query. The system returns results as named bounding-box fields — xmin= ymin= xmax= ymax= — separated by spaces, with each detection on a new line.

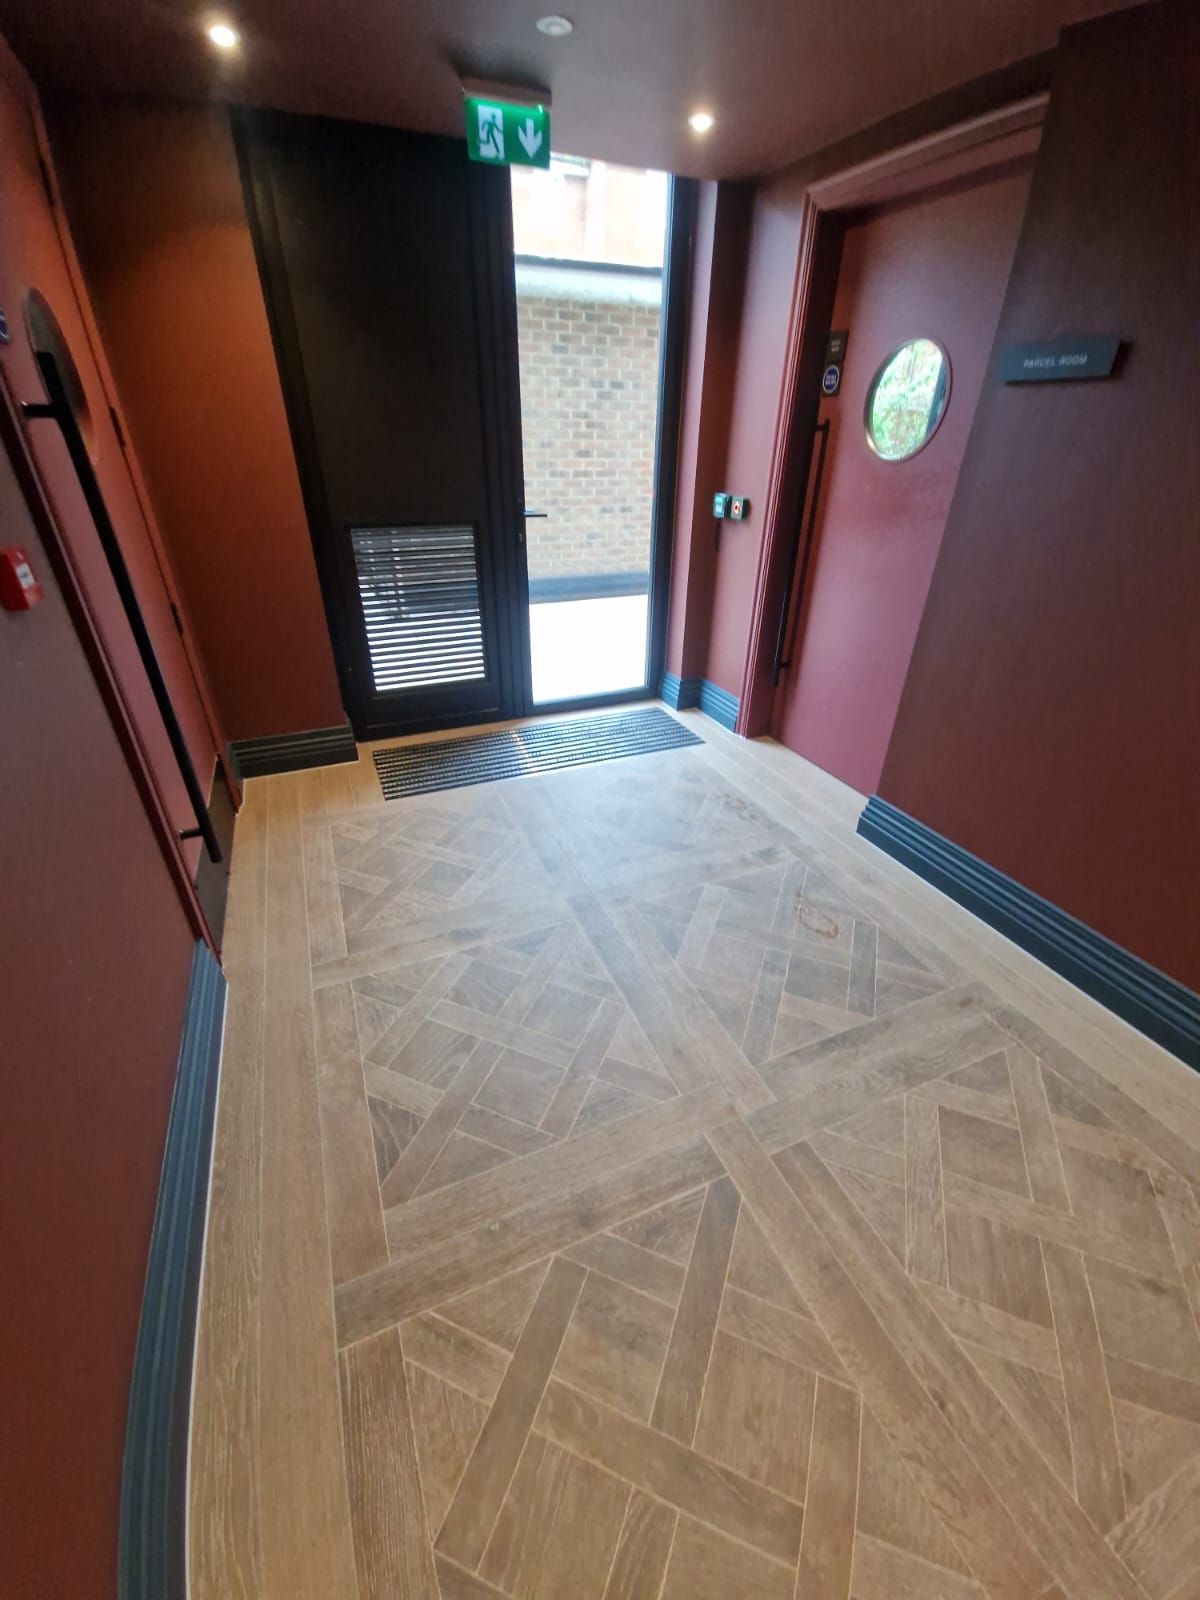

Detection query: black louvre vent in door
xmin=350 ymin=525 xmax=487 ymax=693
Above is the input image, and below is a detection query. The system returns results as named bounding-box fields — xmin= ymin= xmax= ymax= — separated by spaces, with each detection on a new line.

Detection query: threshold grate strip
xmin=372 ymin=707 xmax=701 ymax=799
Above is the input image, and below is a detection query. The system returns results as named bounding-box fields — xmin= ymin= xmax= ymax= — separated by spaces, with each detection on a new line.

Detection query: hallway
xmin=4 ymin=0 xmax=1199 ymax=1592
xmin=191 ymin=709 xmax=1200 ymax=1600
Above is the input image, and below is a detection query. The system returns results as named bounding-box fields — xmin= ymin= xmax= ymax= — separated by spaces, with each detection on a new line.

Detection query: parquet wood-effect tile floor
xmin=191 ymin=714 xmax=1200 ymax=1600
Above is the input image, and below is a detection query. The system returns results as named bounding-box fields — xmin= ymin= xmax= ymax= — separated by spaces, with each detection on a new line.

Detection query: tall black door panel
xmin=236 ymin=110 xmax=529 ymax=738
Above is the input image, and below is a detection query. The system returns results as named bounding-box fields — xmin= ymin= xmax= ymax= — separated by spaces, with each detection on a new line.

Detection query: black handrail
xmin=24 ymin=350 xmax=222 ymax=863
xmin=771 ymin=418 xmax=831 ymax=684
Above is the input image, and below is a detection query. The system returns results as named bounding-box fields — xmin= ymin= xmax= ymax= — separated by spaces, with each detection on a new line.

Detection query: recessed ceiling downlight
xmin=536 ymin=15 xmax=574 ymax=36
xmin=688 ymin=110 xmax=715 ymax=134
xmin=206 ymin=20 xmax=240 ymax=49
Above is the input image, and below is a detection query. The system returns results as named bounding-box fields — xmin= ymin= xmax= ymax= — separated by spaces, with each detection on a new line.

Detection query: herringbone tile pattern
xmin=193 ymin=726 xmax=1200 ymax=1600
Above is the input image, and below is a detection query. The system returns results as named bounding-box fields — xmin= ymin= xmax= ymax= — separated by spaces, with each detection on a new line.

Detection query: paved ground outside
xmin=529 ymin=594 xmax=648 ymax=703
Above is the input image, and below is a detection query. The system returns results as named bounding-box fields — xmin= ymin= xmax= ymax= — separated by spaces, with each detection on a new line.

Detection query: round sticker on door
xmin=821 ymin=363 xmax=841 ymax=396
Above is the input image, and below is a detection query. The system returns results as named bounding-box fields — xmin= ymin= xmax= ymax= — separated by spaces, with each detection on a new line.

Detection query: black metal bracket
xmin=23 ymin=355 xmax=222 ymax=863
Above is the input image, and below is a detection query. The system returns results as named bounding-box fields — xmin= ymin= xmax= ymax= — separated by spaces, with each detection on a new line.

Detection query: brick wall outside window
xmin=516 ymin=289 xmax=662 ymax=580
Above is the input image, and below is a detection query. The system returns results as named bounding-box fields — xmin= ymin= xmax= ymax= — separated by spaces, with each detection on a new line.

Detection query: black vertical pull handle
xmin=771 ymin=418 xmax=831 ymax=685
xmin=24 ymin=351 xmax=223 ymax=864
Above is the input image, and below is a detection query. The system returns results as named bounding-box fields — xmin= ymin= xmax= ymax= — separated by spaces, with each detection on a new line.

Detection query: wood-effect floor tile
xmin=338 ymin=1330 xmax=438 ymax=1598
xmin=600 ymin=1490 xmax=676 ymax=1599
xmin=555 ymin=1270 xmax=675 ymax=1422
xmin=342 ymin=1136 xmax=722 ymax=1344
xmin=399 ymin=1312 xmax=509 ymax=1405
xmin=717 ymin=1284 xmax=845 ymax=1381
xmin=534 ymin=1378 xmax=806 ymax=1565
xmin=406 ymin=1364 xmax=487 ymax=1531
xmin=613 ymin=1189 xmax=705 ymax=1265
xmin=850 ymin=1532 xmax=985 ymax=1599
xmin=779 ymin=1141 xmax=1149 ymax=1599
xmin=258 ymin=777 xmax=359 ymax=1599
xmin=693 ymin=1329 xmax=815 ymax=1498
xmin=415 ymin=1131 xmax=511 ymax=1195
xmin=796 ymin=1376 xmax=862 ymax=1599
xmin=710 ymin=1121 xmax=1050 ymax=1600
xmin=905 ymin=1095 xmax=948 ymax=1287
xmin=380 ymin=1039 xmax=502 ymax=1206
xmin=561 ymin=1231 xmax=686 ymax=1306
xmin=1108 ymin=1455 xmax=1200 ymax=1599
xmin=651 ymin=1176 xmax=739 ymax=1443
xmin=436 ymin=1257 xmax=586 ymax=1569
xmin=479 ymin=1434 xmax=630 ymax=1599
xmin=437 ymin=1263 xmax=548 ymax=1353
xmin=659 ymin=1516 xmax=794 ymax=1600
xmin=384 ymin=1084 xmax=732 ymax=1257
xmin=1041 ymin=1242 xmax=1125 ymax=1529
xmin=193 ymin=734 xmax=1200 ymax=1600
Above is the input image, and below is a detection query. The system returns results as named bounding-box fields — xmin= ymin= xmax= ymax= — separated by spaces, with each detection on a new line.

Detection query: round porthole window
xmin=864 ymin=338 xmax=950 ymax=461
xmin=25 ymin=288 xmax=97 ymax=459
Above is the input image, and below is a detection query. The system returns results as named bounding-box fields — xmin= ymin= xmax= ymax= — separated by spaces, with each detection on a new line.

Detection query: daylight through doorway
xmin=511 ymin=156 xmax=669 ymax=704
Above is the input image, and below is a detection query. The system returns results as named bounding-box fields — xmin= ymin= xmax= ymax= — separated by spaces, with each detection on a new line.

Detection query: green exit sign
xmin=464 ymin=97 xmax=550 ymax=169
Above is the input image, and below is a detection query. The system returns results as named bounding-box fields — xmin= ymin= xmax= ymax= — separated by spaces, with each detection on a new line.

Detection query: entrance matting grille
xmin=372 ymin=707 xmax=702 ymax=799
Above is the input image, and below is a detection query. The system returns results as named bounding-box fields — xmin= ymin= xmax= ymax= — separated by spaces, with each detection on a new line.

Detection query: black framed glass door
xmin=512 ymin=167 xmax=695 ymax=713
xmin=238 ymin=107 xmax=693 ymax=740
xmin=236 ymin=110 xmax=529 ymax=740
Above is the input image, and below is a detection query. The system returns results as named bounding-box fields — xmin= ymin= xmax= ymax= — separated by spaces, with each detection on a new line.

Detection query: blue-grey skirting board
xmin=660 ymin=672 xmax=739 ymax=730
xmin=373 ymin=706 xmax=701 ymax=799
xmin=119 ymin=941 xmax=227 ymax=1600
xmin=858 ymin=796 xmax=1200 ymax=1070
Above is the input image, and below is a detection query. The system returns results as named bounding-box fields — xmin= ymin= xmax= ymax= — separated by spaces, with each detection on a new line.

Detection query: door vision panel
xmin=236 ymin=111 xmax=529 ymax=739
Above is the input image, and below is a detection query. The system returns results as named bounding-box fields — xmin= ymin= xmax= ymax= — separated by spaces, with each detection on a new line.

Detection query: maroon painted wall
xmin=666 ymin=181 xmax=717 ymax=678
xmin=683 ymin=61 xmax=1057 ymax=711
xmin=666 ymin=181 xmax=750 ymax=681
xmin=47 ymin=96 xmax=345 ymax=742
xmin=0 ymin=422 xmax=194 ymax=1599
xmin=702 ymin=168 xmax=810 ymax=698
xmin=772 ymin=166 xmax=1031 ymax=794
xmin=880 ymin=0 xmax=1200 ymax=992
xmin=0 ymin=43 xmax=224 ymax=855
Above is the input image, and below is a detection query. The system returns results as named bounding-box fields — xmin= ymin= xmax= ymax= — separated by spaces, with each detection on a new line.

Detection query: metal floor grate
xmin=372 ymin=707 xmax=702 ymax=799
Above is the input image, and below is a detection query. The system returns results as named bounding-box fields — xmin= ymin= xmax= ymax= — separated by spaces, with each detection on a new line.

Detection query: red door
xmin=770 ymin=165 xmax=1031 ymax=795
xmin=0 ymin=41 xmax=227 ymax=872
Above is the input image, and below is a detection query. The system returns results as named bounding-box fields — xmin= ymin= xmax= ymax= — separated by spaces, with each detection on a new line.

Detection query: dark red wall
xmin=47 ymin=96 xmax=345 ymax=742
xmin=880 ymin=0 xmax=1200 ymax=991
xmin=0 ymin=44 xmax=224 ymax=850
xmin=686 ymin=60 xmax=1056 ymax=711
xmin=702 ymin=166 xmax=810 ymax=697
xmin=0 ymin=423 xmax=194 ymax=1599
xmin=772 ymin=166 xmax=1031 ymax=794
xmin=666 ymin=181 xmax=750 ymax=681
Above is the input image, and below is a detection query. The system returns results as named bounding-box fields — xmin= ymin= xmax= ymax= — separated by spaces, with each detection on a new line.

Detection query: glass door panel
xmin=511 ymin=157 xmax=669 ymax=705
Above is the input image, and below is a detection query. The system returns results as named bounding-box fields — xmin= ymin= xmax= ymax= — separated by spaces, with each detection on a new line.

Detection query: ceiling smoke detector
xmin=536 ymin=15 xmax=574 ymax=36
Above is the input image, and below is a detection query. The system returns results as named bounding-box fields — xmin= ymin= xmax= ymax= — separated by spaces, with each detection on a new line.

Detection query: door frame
xmin=22 ymin=65 xmax=237 ymax=814
xmin=519 ymin=174 xmax=698 ymax=717
xmin=736 ymin=93 xmax=1048 ymax=738
xmin=232 ymin=106 xmax=362 ymax=731
xmin=239 ymin=100 xmax=697 ymax=737
xmin=234 ymin=109 xmax=542 ymax=740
